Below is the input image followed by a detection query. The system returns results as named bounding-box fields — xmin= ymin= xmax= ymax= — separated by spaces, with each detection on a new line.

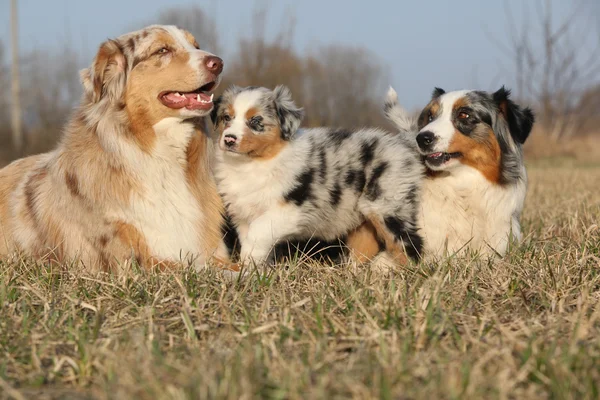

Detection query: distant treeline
xmin=0 ymin=4 xmax=599 ymax=164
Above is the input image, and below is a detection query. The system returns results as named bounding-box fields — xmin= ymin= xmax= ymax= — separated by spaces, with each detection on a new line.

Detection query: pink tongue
xmin=429 ymin=152 xmax=443 ymax=158
xmin=163 ymin=93 xmax=188 ymax=106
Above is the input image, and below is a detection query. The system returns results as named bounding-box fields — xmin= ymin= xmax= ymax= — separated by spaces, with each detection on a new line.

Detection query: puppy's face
xmin=81 ymin=25 xmax=223 ymax=123
xmin=211 ymin=86 xmax=304 ymax=159
xmin=415 ymin=87 xmax=534 ymax=183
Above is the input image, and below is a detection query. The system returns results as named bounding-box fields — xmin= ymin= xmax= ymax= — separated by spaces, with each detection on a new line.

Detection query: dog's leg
xmin=364 ymin=214 xmax=422 ymax=266
xmin=346 ymin=221 xmax=381 ymax=264
xmin=239 ymin=211 xmax=300 ymax=266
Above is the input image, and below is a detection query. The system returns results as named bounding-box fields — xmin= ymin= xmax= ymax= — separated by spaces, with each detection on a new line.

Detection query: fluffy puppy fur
xmin=211 ymin=86 xmax=424 ymax=266
xmin=0 ymin=25 xmax=232 ymax=271
xmin=348 ymin=86 xmax=534 ymax=260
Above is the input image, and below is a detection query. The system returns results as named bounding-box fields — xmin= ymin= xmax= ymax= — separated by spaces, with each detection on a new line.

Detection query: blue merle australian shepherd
xmin=211 ymin=85 xmax=424 ymax=266
xmin=348 ymin=86 xmax=534 ymax=262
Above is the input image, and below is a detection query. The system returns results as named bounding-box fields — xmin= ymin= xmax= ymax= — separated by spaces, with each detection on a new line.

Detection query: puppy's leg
xmin=240 ymin=211 xmax=300 ymax=266
xmin=346 ymin=221 xmax=381 ymax=264
xmin=364 ymin=213 xmax=422 ymax=265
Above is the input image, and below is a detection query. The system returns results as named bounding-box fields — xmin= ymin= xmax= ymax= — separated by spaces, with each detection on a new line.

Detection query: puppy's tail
xmin=384 ymin=87 xmax=416 ymax=134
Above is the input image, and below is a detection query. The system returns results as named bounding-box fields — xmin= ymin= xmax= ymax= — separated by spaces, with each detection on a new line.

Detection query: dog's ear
xmin=210 ymin=96 xmax=222 ymax=126
xmin=493 ymin=86 xmax=535 ymax=144
xmin=80 ymin=39 xmax=128 ymax=104
xmin=432 ymin=87 xmax=446 ymax=99
xmin=210 ymin=85 xmax=243 ymax=127
xmin=272 ymin=85 xmax=304 ymax=140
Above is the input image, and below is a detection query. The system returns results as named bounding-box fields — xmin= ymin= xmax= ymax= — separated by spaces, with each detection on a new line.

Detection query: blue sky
xmin=1 ymin=0 xmax=598 ymax=109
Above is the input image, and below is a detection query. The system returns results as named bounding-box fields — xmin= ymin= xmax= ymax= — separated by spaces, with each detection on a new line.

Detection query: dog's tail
xmin=383 ymin=87 xmax=417 ymax=134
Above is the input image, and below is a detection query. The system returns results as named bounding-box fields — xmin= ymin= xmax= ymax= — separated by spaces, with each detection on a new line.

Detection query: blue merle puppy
xmin=211 ymin=85 xmax=424 ymax=266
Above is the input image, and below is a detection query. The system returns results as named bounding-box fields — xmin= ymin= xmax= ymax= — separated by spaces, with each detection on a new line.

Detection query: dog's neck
xmin=55 ymin=102 xmax=214 ymax=196
xmin=424 ymin=164 xmax=526 ymax=218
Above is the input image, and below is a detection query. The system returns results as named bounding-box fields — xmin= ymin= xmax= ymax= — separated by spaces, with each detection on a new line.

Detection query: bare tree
xmin=19 ymin=46 xmax=81 ymax=154
xmin=225 ymin=6 xmax=389 ymax=129
xmin=153 ymin=6 xmax=220 ymax=54
xmin=492 ymin=0 xmax=600 ymax=139
xmin=224 ymin=5 xmax=303 ymax=92
xmin=304 ymin=45 xmax=389 ymax=128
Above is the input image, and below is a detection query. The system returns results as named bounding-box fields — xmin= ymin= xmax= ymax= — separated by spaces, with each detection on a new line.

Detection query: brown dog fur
xmin=0 ymin=25 xmax=229 ymax=271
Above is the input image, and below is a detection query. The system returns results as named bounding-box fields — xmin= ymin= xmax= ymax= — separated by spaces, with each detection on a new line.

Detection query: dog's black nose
xmin=224 ymin=134 xmax=237 ymax=147
xmin=416 ymin=131 xmax=436 ymax=150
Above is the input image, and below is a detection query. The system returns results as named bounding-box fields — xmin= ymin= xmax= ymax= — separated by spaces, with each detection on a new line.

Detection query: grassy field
xmin=1 ymin=161 xmax=599 ymax=400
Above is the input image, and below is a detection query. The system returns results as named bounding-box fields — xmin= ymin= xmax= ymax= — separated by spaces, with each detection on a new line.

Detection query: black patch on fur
xmin=285 ymin=168 xmax=315 ymax=206
xmin=272 ymin=238 xmax=345 ymax=264
xmin=405 ymin=185 xmax=419 ymax=205
xmin=329 ymin=129 xmax=353 ymax=146
xmin=318 ymin=148 xmax=327 ymax=182
xmin=210 ymin=96 xmax=222 ymax=125
xmin=344 ymin=170 xmax=356 ymax=187
xmin=278 ymin=108 xmax=303 ymax=138
xmin=359 ymin=139 xmax=378 ymax=166
xmin=354 ymin=170 xmax=366 ymax=193
xmin=403 ymin=230 xmax=423 ymax=261
xmin=480 ymin=110 xmax=492 ymax=127
xmin=383 ymin=216 xmax=423 ymax=261
xmin=273 ymin=87 xmax=304 ymax=140
xmin=222 ymin=213 xmax=240 ymax=259
xmin=432 ymin=87 xmax=446 ymax=99
xmin=329 ymin=182 xmax=343 ymax=206
xmin=307 ymin=137 xmax=317 ymax=160
xmin=365 ymin=162 xmax=388 ymax=200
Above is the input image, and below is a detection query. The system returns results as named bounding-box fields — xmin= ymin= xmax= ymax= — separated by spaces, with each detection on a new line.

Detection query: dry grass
xmin=1 ymin=161 xmax=599 ymax=400
xmin=524 ymin=131 xmax=600 ymax=163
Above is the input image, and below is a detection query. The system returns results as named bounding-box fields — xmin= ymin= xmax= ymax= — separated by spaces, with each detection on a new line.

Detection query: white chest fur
xmin=419 ymin=166 xmax=526 ymax=258
xmin=110 ymin=118 xmax=204 ymax=263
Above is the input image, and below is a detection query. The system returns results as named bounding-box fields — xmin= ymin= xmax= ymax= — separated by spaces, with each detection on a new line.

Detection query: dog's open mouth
xmin=159 ymin=81 xmax=216 ymax=110
xmin=423 ymin=152 xmax=462 ymax=167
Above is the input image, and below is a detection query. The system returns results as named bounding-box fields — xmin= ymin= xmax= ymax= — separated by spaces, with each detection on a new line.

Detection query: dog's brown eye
xmin=222 ymin=114 xmax=231 ymax=122
xmin=458 ymin=111 xmax=470 ymax=120
xmin=427 ymin=111 xmax=433 ymax=122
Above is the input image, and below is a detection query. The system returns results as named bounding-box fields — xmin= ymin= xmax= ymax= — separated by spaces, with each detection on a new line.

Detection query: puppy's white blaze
xmin=233 ymin=90 xmax=265 ymax=113
xmin=421 ymin=90 xmax=471 ymax=153
xmin=222 ymin=90 xmax=267 ymax=143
